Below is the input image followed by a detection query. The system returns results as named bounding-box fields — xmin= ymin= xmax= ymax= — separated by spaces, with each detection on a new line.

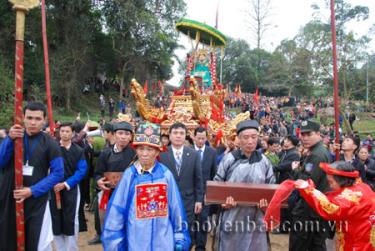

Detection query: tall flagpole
xmin=215 ymin=0 xmax=224 ymax=84
xmin=330 ymin=0 xmax=340 ymax=161
xmin=9 ymin=1 xmax=39 ymax=250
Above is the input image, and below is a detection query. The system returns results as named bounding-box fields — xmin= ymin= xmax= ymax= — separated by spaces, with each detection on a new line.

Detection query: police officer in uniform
xmin=289 ymin=120 xmax=332 ymax=251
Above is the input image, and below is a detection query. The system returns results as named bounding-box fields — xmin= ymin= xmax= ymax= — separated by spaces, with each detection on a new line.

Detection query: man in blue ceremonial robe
xmin=101 ymin=122 xmax=190 ymax=251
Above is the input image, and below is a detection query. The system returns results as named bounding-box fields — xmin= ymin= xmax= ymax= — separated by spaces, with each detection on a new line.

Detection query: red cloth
xmin=320 ymin=162 xmax=359 ymax=178
xmin=99 ymin=190 xmax=113 ymax=210
xmin=264 ymin=180 xmax=296 ymax=231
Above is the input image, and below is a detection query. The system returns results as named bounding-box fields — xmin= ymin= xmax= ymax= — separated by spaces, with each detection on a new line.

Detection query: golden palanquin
xmin=160 ymin=95 xmax=211 ymax=135
xmin=130 ymin=78 xmax=250 ymax=146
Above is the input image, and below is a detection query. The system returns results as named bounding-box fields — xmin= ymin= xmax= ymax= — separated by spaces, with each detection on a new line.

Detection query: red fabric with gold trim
xmin=298 ymin=180 xmax=375 ymax=250
xmin=320 ymin=163 xmax=360 ymax=178
xmin=136 ymin=183 xmax=168 ymax=219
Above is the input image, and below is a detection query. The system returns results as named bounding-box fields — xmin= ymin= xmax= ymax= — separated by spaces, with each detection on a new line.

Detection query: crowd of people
xmin=0 ymin=95 xmax=374 ymax=251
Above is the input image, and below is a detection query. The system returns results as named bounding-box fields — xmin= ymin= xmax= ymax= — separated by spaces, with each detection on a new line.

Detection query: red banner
xmin=143 ymin=80 xmax=148 ymax=94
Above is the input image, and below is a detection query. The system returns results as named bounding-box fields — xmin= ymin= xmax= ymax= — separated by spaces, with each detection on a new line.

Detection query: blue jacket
xmin=101 ymin=161 xmax=191 ymax=251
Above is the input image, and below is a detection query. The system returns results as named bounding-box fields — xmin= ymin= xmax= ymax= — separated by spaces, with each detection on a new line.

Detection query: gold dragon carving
xmin=130 ymin=79 xmax=166 ymax=122
xmin=208 ymin=111 xmax=250 ymax=146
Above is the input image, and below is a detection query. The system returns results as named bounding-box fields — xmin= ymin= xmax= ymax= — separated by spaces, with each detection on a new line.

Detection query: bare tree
xmin=245 ymin=0 xmax=273 ymax=85
xmin=246 ymin=0 xmax=273 ymax=50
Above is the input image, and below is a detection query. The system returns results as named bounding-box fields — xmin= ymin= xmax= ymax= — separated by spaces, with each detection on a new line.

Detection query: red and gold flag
xmin=143 ymin=80 xmax=148 ymax=94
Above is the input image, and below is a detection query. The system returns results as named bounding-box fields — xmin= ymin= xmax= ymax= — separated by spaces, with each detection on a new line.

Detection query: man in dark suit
xmin=273 ymin=135 xmax=300 ymax=233
xmin=192 ymin=127 xmax=217 ymax=251
xmin=159 ymin=122 xmax=204 ymax=243
xmin=274 ymin=135 xmax=300 ymax=183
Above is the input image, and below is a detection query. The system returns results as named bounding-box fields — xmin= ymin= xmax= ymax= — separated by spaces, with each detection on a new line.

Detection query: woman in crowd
xmin=357 ymin=145 xmax=375 ymax=190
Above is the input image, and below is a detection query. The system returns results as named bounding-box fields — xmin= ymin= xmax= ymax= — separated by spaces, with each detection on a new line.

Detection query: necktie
xmin=198 ymin=149 xmax=203 ymax=162
xmin=175 ymin=151 xmax=182 ymax=175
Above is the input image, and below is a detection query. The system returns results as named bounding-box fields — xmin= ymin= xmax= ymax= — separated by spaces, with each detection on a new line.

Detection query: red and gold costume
xmin=298 ymin=178 xmax=375 ymax=251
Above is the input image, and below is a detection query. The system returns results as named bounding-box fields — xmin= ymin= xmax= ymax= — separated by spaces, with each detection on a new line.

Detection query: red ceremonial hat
xmin=133 ymin=122 xmax=162 ymax=150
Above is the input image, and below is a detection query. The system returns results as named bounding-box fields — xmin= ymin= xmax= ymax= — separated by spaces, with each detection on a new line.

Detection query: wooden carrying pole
xmin=9 ymin=0 xmax=39 ymax=250
xmin=41 ymin=0 xmax=54 ymax=135
xmin=41 ymin=0 xmax=61 ymax=209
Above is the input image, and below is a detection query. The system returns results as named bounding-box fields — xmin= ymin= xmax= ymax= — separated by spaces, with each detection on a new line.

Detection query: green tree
xmin=101 ymin=0 xmax=185 ymax=98
xmin=221 ymin=38 xmax=256 ymax=92
xmin=294 ymin=1 xmax=370 ymax=100
xmin=46 ymin=0 xmax=102 ymax=111
xmin=0 ymin=1 xmax=103 ymax=111
xmin=0 ymin=60 xmax=14 ymax=129
xmin=265 ymin=39 xmax=312 ymax=96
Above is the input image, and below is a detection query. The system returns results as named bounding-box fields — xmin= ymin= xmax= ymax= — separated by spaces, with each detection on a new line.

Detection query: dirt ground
xmin=78 ymin=212 xmax=289 ymax=251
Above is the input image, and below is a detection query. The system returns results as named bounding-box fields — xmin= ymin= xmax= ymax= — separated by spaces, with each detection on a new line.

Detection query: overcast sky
xmin=168 ymin=0 xmax=375 ymax=85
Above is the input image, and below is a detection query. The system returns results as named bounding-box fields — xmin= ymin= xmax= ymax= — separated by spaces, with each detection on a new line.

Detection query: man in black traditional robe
xmin=0 ymin=102 xmax=64 ymax=251
xmin=89 ymin=121 xmax=136 ymax=244
xmin=50 ymin=122 xmax=87 ymax=251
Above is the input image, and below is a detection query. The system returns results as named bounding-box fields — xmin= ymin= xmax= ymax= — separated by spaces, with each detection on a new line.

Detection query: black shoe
xmin=88 ymin=235 xmax=101 ymax=245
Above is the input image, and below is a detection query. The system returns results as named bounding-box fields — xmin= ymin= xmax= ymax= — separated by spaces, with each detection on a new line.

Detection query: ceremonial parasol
xmin=176 ymin=18 xmax=227 ymax=47
xmin=176 ymin=18 xmax=227 ymax=85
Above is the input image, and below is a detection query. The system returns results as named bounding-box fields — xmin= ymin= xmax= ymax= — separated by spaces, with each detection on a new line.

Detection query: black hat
xmin=300 ymin=120 xmax=320 ymax=133
xmin=113 ymin=121 xmax=133 ymax=132
xmin=236 ymin=120 xmax=259 ymax=134
xmin=103 ymin=123 xmax=114 ymax=132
